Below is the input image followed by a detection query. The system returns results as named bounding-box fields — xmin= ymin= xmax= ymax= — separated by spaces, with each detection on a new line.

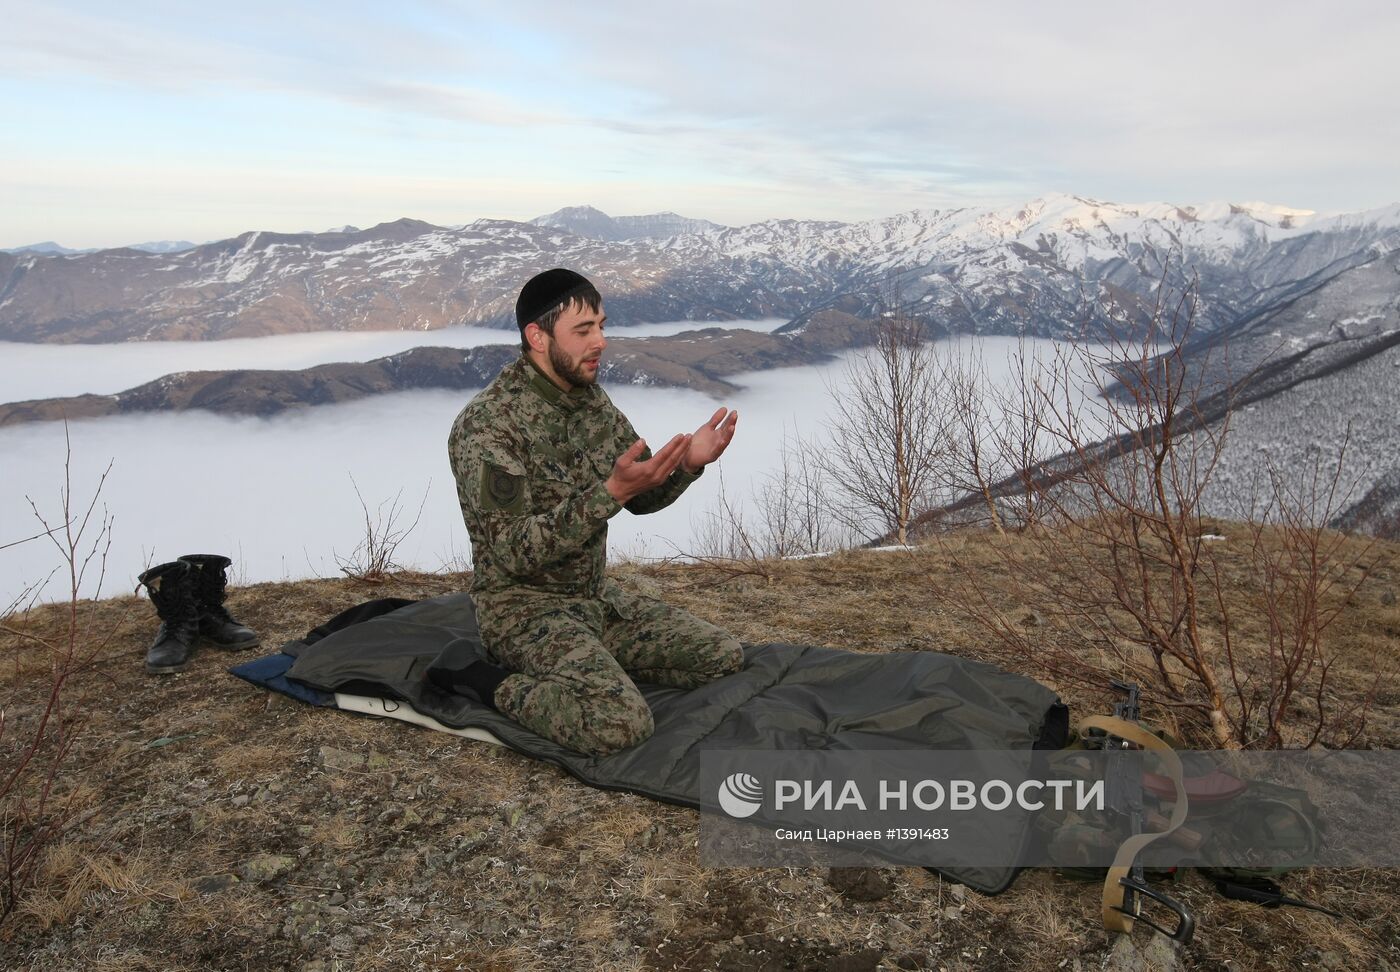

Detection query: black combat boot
xmin=138 ymin=560 xmax=201 ymax=674
xmin=180 ymin=554 xmax=260 ymax=650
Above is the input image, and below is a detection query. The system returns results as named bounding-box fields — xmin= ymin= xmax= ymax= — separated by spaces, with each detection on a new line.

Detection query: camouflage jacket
xmin=448 ymin=355 xmax=701 ymax=639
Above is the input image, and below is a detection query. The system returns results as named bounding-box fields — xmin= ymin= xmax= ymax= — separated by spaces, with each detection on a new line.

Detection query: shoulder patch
xmin=481 ymin=462 xmax=525 ymax=513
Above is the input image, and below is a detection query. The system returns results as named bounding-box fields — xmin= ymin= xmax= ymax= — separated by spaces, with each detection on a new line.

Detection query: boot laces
xmin=188 ymin=560 xmax=238 ymax=624
xmin=143 ymin=569 xmax=199 ymax=623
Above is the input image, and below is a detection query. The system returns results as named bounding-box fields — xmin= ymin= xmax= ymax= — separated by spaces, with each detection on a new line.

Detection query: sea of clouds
xmin=0 ymin=324 xmax=1073 ymax=604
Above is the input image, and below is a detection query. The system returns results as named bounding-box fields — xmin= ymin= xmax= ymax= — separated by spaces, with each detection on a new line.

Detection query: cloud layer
xmin=3 ymin=1 xmax=1397 ymax=246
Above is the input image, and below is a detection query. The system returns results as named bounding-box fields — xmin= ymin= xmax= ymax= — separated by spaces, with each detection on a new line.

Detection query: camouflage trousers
xmin=488 ymin=586 xmax=743 ymax=757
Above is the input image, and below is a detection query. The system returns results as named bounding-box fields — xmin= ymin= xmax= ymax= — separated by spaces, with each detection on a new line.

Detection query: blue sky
xmin=3 ymin=0 xmax=1398 ymax=247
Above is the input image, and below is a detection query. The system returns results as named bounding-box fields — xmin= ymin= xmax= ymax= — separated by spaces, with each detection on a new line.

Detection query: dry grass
xmin=1 ymin=534 xmax=1397 ymax=970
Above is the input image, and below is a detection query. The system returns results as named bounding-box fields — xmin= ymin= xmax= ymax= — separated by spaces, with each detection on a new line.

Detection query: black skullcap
xmin=515 ymin=268 xmax=596 ymax=329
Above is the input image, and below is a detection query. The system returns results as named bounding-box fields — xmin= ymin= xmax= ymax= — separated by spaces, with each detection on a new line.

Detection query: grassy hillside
xmin=2 ymin=529 xmax=1397 ymax=971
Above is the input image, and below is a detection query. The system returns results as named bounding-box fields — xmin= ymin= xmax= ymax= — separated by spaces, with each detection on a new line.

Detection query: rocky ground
xmin=2 ymin=533 xmax=1398 ymax=971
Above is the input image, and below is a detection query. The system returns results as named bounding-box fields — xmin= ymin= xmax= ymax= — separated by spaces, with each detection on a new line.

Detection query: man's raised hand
xmin=605 ymin=433 xmax=692 ymax=504
xmin=682 ymin=407 xmax=738 ymax=474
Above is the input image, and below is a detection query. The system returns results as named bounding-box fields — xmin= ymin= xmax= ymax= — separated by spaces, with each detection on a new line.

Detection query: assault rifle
xmin=1085 ymin=680 xmax=1196 ymax=944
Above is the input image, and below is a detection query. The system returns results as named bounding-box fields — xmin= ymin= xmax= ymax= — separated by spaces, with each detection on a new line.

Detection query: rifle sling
xmin=1077 ymin=715 xmax=1188 ymax=934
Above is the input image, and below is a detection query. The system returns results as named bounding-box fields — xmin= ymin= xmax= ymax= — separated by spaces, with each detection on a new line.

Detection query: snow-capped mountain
xmin=1 ymin=195 xmax=1398 ymax=344
xmin=530 ymin=205 xmax=724 ymax=242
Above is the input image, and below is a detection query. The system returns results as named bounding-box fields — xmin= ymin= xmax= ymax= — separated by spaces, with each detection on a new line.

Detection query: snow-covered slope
xmin=3 ymin=197 xmax=1398 ymax=343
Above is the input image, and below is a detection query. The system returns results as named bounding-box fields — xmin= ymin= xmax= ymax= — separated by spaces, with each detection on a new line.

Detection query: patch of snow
xmin=781 ymin=543 xmax=918 ymax=560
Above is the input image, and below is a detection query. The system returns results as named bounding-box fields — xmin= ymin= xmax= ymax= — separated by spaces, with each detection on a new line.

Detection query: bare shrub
xmin=1 ymin=426 xmax=118 ymax=925
xmin=937 ymin=277 xmax=1378 ymax=748
xmin=820 ymin=298 xmax=948 ymax=545
xmin=758 ymin=433 xmax=851 ymax=558
xmin=333 ymin=475 xmax=429 ymax=583
xmin=1222 ymin=434 xmax=1376 ymax=747
xmin=683 ymin=467 xmax=775 ymax=581
xmin=934 ymin=340 xmax=997 ymax=533
xmin=985 ymin=340 xmax=1061 ymax=529
xmin=678 ymin=431 xmax=859 ymax=575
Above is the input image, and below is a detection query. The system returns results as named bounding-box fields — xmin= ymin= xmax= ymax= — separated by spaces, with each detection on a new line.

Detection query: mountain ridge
xmin=0 ymin=310 xmax=874 ymax=427
xmin=4 ymin=197 xmax=1398 ymax=345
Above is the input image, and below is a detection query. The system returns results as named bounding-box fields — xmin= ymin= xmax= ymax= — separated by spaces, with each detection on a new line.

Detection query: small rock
xmin=319 ymin=746 xmax=366 ymax=772
xmin=1104 ymin=934 xmax=1183 ymax=972
xmin=146 ymin=735 xmax=185 ymax=749
xmin=457 ymin=815 xmax=493 ymax=849
xmin=297 ymin=920 xmax=322 ymax=944
xmin=265 ymin=692 xmax=299 ymax=711
xmin=136 ymin=902 xmax=166 ymax=929
xmin=231 ymin=794 xmax=251 ymax=808
xmin=240 ymin=853 xmax=297 ymax=883
xmin=826 ymin=867 xmax=893 ymax=902
xmin=188 ymin=873 xmax=240 ymax=895
xmin=367 ymin=752 xmax=392 ymax=770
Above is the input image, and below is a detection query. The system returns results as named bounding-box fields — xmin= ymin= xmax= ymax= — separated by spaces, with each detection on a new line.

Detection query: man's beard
xmin=549 ymin=340 xmax=598 ymax=388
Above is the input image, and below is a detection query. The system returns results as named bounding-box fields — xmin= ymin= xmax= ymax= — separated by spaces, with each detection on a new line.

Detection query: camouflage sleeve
xmin=450 ymin=419 xmax=620 ymax=577
xmin=614 ymin=410 xmax=704 ymax=516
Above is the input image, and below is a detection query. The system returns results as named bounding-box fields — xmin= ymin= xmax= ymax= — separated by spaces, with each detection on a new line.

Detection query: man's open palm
xmin=606 ymin=433 xmax=691 ymax=504
xmin=684 ymin=407 xmax=738 ymax=473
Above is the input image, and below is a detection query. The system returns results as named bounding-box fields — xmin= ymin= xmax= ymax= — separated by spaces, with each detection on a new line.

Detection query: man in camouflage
xmin=447 ymin=268 xmax=744 ymax=756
